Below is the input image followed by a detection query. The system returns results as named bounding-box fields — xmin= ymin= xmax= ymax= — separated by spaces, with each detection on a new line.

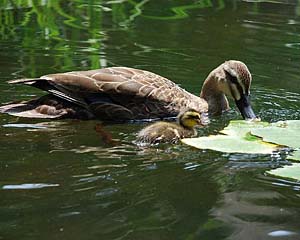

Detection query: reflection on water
xmin=1 ymin=0 xmax=300 ymax=239
xmin=2 ymin=183 xmax=60 ymax=189
xmin=255 ymin=89 xmax=300 ymax=122
xmin=211 ymin=172 xmax=300 ymax=240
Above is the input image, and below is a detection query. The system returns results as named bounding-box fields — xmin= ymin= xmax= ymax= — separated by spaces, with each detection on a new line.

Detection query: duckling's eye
xmin=190 ymin=114 xmax=201 ymax=120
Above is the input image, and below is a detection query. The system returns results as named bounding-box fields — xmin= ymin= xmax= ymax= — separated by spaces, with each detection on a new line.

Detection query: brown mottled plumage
xmin=0 ymin=60 xmax=256 ymax=122
xmin=135 ymin=109 xmax=202 ymax=146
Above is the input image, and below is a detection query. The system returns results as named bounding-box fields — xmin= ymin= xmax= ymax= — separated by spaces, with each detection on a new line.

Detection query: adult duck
xmin=0 ymin=60 xmax=256 ymax=123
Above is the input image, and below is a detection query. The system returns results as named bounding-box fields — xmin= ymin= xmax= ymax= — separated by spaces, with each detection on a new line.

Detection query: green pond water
xmin=1 ymin=1 xmax=300 ymax=239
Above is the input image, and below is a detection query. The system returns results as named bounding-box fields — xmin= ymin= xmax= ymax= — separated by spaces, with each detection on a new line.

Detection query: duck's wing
xmin=83 ymin=67 xmax=192 ymax=119
xmin=6 ymin=67 xmax=194 ymax=120
xmin=9 ymin=67 xmax=186 ymax=101
xmin=5 ymin=67 xmax=187 ymax=119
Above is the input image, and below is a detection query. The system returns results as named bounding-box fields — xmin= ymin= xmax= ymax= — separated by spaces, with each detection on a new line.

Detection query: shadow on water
xmin=1 ymin=0 xmax=300 ymax=239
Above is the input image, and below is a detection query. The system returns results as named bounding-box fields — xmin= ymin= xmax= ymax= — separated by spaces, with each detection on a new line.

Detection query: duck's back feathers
xmin=1 ymin=67 xmax=208 ymax=121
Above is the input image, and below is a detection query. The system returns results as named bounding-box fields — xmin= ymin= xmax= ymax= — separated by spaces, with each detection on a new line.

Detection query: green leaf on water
xmin=182 ymin=120 xmax=300 ymax=155
xmin=220 ymin=120 xmax=269 ymax=137
xmin=181 ymin=120 xmax=278 ymax=154
xmin=182 ymin=119 xmax=300 ymax=181
xmin=182 ymin=134 xmax=277 ymax=154
xmin=266 ymin=163 xmax=300 ymax=181
xmin=287 ymin=150 xmax=300 ymax=162
xmin=251 ymin=120 xmax=300 ymax=149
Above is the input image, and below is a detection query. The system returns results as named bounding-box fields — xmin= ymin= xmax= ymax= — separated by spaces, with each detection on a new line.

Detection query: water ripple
xmin=268 ymin=230 xmax=297 ymax=237
xmin=285 ymin=42 xmax=300 ymax=49
xmin=95 ymin=187 xmax=119 ymax=197
xmin=2 ymin=183 xmax=59 ymax=190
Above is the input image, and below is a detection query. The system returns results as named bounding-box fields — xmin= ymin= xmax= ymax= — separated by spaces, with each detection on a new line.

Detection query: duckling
xmin=135 ymin=109 xmax=202 ymax=145
xmin=0 ymin=60 xmax=257 ymax=122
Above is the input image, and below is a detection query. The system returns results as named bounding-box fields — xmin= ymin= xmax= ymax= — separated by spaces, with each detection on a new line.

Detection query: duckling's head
xmin=201 ymin=60 xmax=257 ymax=120
xmin=178 ymin=109 xmax=202 ymax=129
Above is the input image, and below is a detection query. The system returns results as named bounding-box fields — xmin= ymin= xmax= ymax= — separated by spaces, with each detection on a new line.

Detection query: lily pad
xmin=182 ymin=120 xmax=300 ymax=155
xmin=181 ymin=119 xmax=300 ymax=181
xmin=220 ymin=120 xmax=269 ymax=137
xmin=266 ymin=163 xmax=300 ymax=181
xmin=287 ymin=150 xmax=300 ymax=161
xmin=182 ymin=120 xmax=278 ymax=154
xmin=182 ymin=134 xmax=277 ymax=154
xmin=251 ymin=120 xmax=300 ymax=149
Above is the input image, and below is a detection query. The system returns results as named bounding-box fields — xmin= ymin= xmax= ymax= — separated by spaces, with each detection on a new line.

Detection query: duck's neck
xmin=200 ymin=77 xmax=230 ymax=115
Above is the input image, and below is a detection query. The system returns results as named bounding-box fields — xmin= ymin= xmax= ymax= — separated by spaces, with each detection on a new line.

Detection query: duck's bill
xmin=235 ymin=94 xmax=257 ymax=120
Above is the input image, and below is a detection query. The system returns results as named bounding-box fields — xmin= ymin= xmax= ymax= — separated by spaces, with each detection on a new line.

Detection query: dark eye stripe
xmin=192 ymin=115 xmax=199 ymax=119
xmin=188 ymin=114 xmax=200 ymax=119
xmin=225 ymin=70 xmax=245 ymax=96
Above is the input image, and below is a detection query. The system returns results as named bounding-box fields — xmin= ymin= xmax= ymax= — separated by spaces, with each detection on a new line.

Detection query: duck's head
xmin=178 ymin=109 xmax=202 ymax=129
xmin=201 ymin=60 xmax=257 ymax=120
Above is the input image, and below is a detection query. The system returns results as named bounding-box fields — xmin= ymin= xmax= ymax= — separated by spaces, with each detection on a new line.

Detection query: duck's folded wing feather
xmin=47 ymin=67 xmax=182 ymax=100
xmin=8 ymin=76 xmax=89 ymax=108
xmin=8 ymin=67 xmax=185 ymax=102
xmin=5 ymin=67 xmax=197 ymax=119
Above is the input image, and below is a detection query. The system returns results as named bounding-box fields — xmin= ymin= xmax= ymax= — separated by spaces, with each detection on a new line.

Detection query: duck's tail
xmin=0 ymin=99 xmax=65 ymax=119
xmin=7 ymin=78 xmax=40 ymax=85
xmin=0 ymin=95 xmax=93 ymax=119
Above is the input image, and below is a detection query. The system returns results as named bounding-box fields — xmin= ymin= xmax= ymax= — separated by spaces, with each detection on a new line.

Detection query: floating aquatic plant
xmin=182 ymin=119 xmax=300 ymax=181
xmin=266 ymin=163 xmax=300 ymax=181
xmin=181 ymin=120 xmax=278 ymax=154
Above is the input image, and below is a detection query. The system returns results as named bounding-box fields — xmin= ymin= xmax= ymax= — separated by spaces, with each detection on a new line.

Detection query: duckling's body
xmin=0 ymin=60 xmax=256 ymax=122
xmin=136 ymin=109 xmax=202 ymax=145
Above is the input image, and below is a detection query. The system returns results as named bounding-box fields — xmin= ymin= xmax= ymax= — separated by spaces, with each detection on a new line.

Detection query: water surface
xmin=1 ymin=1 xmax=300 ymax=239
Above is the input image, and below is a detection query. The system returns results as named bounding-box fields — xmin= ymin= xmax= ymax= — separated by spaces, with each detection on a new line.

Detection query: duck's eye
xmin=224 ymin=70 xmax=239 ymax=84
xmin=225 ymin=69 xmax=247 ymax=96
